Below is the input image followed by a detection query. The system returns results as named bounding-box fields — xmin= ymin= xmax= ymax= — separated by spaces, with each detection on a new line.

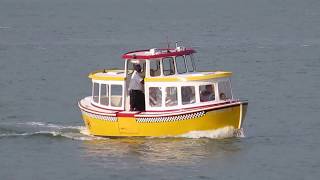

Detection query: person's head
xmin=150 ymin=87 xmax=159 ymax=97
xmin=220 ymin=93 xmax=226 ymax=100
xmin=205 ymin=85 xmax=213 ymax=92
xmin=134 ymin=64 xmax=142 ymax=73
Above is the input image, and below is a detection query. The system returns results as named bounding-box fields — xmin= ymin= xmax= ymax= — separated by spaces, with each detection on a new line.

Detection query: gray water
xmin=1 ymin=0 xmax=320 ymax=179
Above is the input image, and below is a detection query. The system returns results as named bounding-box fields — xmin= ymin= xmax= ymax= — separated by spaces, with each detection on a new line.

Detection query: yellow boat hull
xmin=80 ymin=103 xmax=248 ymax=137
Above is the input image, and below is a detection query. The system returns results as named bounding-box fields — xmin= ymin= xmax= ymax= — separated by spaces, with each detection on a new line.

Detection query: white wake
xmin=178 ymin=126 xmax=245 ymax=139
xmin=1 ymin=122 xmax=245 ymax=140
xmin=0 ymin=121 xmax=104 ymax=141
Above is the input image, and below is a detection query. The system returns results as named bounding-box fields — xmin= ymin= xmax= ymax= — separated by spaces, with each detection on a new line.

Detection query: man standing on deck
xmin=128 ymin=64 xmax=145 ymax=111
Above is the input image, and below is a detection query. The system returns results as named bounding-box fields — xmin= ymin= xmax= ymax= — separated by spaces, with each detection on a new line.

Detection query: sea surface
xmin=1 ymin=0 xmax=320 ymax=179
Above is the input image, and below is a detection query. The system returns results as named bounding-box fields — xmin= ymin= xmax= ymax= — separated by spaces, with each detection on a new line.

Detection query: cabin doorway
xmin=125 ymin=60 xmax=146 ymax=111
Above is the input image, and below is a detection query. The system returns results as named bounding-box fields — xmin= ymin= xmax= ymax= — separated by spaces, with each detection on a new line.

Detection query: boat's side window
xmin=127 ymin=60 xmax=146 ymax=76
xmin=141 ymin=61 xmax=146 ymax=77
xmin=92 ymin=82 xmax=99 ymax=103
xmin=218 ymin=81 xmax=232 ymax=100
xmin=199 ymin=84 xmax=215 ymax=102
xmin=127 ymin=60 xmax=135 ymax=75
xmin=100 ymin=84 xmax=109 ymax=106
xmin=175 ymin=56 xmax=187 ymax=74
xmin=181 ymin=86 xmax=196 ymax=105
xmin=110 ymin=85 xmax=123 ymax=107
xmin=165 ymin=87 xmax=178 ymax=107
xmin=149 ymin=87 xmax=162 ymax=107
xmin=185 ymin=55 xmax=194 ymax=72
xmin=150 ymin=60 xmax=161 ymax=77
xmin=162 ymin=57 xmax=175 ymax=76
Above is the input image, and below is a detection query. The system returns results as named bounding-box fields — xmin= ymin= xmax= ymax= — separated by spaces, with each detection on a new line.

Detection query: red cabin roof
xmin=121 ymin=47 xmax=196 ymax=60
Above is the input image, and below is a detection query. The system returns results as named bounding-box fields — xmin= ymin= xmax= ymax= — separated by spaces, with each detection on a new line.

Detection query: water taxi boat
xmin=78 ymin=44 xmax=248 ymax=137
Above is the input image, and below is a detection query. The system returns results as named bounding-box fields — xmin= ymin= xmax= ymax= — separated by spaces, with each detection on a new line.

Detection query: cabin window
xmin=127 ymin=60 xmax=135 ymax=75
xmin=181 ymin=86 xmax=196 ymax=105
xmin=200 ymin=84 xmax=215 ymax=102
xmin=165 ymin=87 xmax=178 ymax=107
xmin=92 ymin=82 xmax=99 ymax=103
xmin=175 ymin=56 xmax=187 ymax=74
xmin=185 ymin=55 xmax=194 ymax=72
xmin=100 ymin=84 xmax=109 ymax=106
xmin=127 ymin=60 xmax=146 ymax=77
xmin=150 ymin=60 xmax=161 ymax=77
xmin=110 ymin=85 xmax=123 ymax=107
xmin=141 ymin=62 xmax=146 ymax=77
xmin=218 ymin=81 xmax=232 ymax=100
xmin=162 ymin=57 xmax=175 ymax=76
xmin=149 ymin=87 xmax=162 ymax=107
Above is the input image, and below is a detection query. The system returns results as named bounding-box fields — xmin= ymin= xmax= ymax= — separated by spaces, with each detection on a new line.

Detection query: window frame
xmin=165 ymin=87 xmax=178 ymax=107
xmin=91 ymin=80 xmax=125 ymax=110
xmin=175 ymin=56 xmax=187 ymax=74
xmin=92 ymin=82 xmax=100 ymax=103
xmin=148 ymin=87 xmax=163 ymax=107
xmin=199 ymin=83 xmax=217 ymax=103
xmin=162 ymin=57 xmax=175 ymax=76
xmin=110 ymin=84 xmax=123 ymax=108
xmin=185 ymin=54 xmax=195 ymax=72
xmin=144 ymin=80 xmax=231 ymax=111
xmin=149 ymin=59 xmax=162 ymax=77
xmin=217 ymin=79 xmax=233 ymax=101
xmin=181 ymin=86 xmax=196 ymax=105
xmin=100 ymin=83 xmax=109 ymax=106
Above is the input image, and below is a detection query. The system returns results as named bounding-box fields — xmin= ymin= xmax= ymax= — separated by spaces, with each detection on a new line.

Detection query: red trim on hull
xmin=90 ymin=102 xmax=122 ymax=112
xmin=116 ymin=111 xmax=140 ymax=117
xmin=78 ymin=102 xmax=117 ymax=116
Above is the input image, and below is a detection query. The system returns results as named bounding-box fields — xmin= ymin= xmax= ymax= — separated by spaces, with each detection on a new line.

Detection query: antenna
xmin=175 ymin=40 xmax=183 ymax=48
xmin=166 ymin=36 xmax=170 ymax=50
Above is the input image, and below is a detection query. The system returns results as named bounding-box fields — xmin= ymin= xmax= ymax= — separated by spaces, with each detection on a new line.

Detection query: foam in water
xmin=23 ymin=121 xmax=83 ymax=130
xmin=0 ymin=121 xmax=104 ymax=141
xmin=178 ymin=126 xmax=245 ymax=139
xmin=1 ymin=122 xmax=245 ymax=140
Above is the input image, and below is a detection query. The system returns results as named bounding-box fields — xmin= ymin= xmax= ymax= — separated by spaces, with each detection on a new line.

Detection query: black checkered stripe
xmin=81 ymin=111 xmax=118 ymax=122
xmin=136 ymin=111 xmax=205 ymax=123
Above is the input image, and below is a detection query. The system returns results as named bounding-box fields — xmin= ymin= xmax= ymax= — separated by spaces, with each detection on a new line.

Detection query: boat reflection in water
xmin=80 ymin=134 xmax=244 ymax=166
